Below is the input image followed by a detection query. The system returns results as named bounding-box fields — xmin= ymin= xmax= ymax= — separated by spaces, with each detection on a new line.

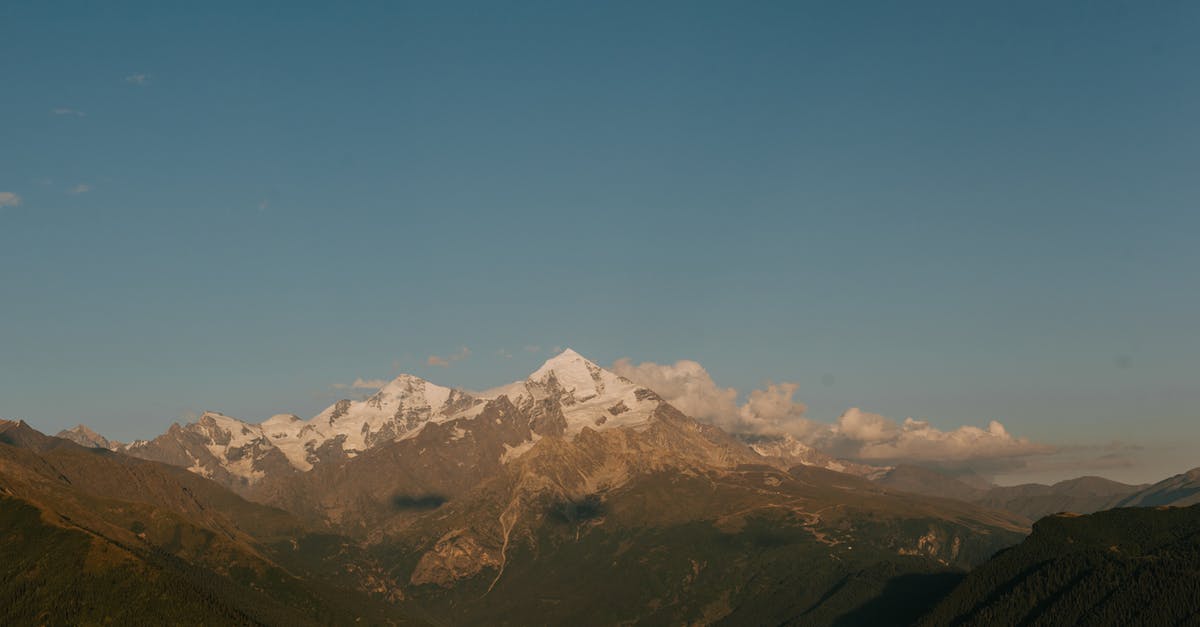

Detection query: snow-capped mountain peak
xmin=485 ymin=348 xmax=662 ymax=435
xmin=526 ymin=347 xmax=611 ymax=402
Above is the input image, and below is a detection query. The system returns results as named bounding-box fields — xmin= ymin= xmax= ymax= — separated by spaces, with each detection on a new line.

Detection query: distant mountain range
xmin=874 ymin=463 xmax=1200 ymax=520
xmin=4 ymin=349 xmax=1197 ymax=625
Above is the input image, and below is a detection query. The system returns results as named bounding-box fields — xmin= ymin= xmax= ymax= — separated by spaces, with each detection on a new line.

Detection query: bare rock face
xmin=409 ymin=529 xmax=502 ymax=587
xmin=250 ymin=396 xmax=540 ymax=534
xmin=55 ymin=424 xmax=123 ymax=451
xmin=123 ymin=412 xmax=301 ymax=491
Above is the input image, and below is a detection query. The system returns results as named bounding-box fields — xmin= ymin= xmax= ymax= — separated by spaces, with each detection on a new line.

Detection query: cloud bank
xmin=612 ymin=358 xmax=1054 ymax=473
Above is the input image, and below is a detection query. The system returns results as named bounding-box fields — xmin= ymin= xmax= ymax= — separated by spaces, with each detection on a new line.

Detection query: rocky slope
xmin=55 ymin=424 xmax=123 ymax=451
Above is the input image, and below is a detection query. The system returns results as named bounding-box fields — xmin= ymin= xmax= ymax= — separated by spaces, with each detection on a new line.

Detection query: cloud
xmin=333 ymin=378 xmax=389 ymax=390
xmin=814 ymin=411 xmax=1054 ymax=469
xmin=611 ymin=358 xmax=741 ymax=429
xmin=612 ymin=359 xmax=815 ymax=436
xmin=51 ymin=107 xmax=86 ymax=117
xmin=125 ymin=73 xmax=150 ymax=85
xmin=67 ymin=184 xmax=91 ymax=195
xmin=427 ymin=346 xmax=471 ymax=367
xmin=738 ymin=382 xmax=820 ymax=438
xmin=0 ymin=192 xmax=21 ymax=208
xmin=612 ymin=357 xmax=1054 ymax=474
xmin=524 ymin=345 xmax=542 ymax=353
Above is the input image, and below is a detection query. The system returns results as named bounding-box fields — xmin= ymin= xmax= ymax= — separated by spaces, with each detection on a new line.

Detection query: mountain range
xmin=5 ymin=348 xmax=1198 ymax=625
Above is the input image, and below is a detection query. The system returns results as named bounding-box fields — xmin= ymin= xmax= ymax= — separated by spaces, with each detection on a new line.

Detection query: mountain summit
xmin=118 ymin=349 xmax=662 ymax=489
xmin=484 ymin=348 xmax=661 ymax=435
xmin=8 ymin=351 xmax=1039 ymax=625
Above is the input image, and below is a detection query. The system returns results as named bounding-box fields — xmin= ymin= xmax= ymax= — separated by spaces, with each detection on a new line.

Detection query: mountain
xmin=918 ymin=504 xmax=1200 ymax=626
xmin=55 ymin=423 xmax=123 ymax=451
xmin=234 ymin=352 xmax=1031 ymax=624
xmin=977 ymin=475 xmax=1147 ymax=520
xmin=874 ymin=465 xmax=1147 ymax=520
xmin=119 ymin=348 xmax=671 ymax=496
xmin=246 ymin=350 xmax=760 ymax=534
xmin=366 ymin=400 xmax=1029 ymax=625
xmin=0 ymin=419 xmax=409 ymax=625
xmin=875 ymin=465 xmax=988 ymax=503
xmin=1113 ymin=467 xmax=1200 ymax=508
xmin=64 ymin=350 xmax=1039 ymax=625
xmin=740 ymin=432 xmax=891 ymax=478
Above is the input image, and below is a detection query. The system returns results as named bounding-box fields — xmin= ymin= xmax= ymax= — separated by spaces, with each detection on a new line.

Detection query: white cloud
xmin=51 ymin=107 xmax=86 ymax=117
xmin=125 ymin=73 xmax=150 ymax=85
xmin=738 ymin=382 xmax=820 ymax=437
xmin=612 ymin=357 xmax=1054 ymax=473
xmin=427 ymin=346 xmax=471 ymax=367
xmin=0 ymin=192 xmax=21 ymax=208
xmin=611 ymin=358 xmax=740 ymax=429
xmin=835 ymin=408 xmax=898 ymax=443
xmin=333 ymin=378 xmax=389 ymax=390
xmin=816 ymin=411 xmax=1054 ymax=466
xmin=67 ymin=184 xmax=91 ymax=195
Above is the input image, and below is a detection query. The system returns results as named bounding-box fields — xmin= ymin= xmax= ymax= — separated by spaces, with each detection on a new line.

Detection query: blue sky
xmin=2 ymin=1 xmax=1197 ymax=483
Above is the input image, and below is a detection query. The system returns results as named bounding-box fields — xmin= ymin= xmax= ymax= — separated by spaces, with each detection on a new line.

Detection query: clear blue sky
xmin=2 ymin=1 xmax=1197 ymax=483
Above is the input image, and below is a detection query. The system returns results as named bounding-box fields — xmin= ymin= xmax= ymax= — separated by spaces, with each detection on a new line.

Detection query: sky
xmin=2 ymin=1 xmax=1198 ymax=484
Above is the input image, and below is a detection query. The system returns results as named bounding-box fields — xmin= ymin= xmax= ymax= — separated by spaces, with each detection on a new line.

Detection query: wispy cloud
xmin=67 ymin=184 xmax=91 ymax=195
xmin=125 ymin=73 xmax=150 ymax=85
xmin=0 ymin=192 xmax=22 ymax=208
xmin=51 ymin=107 xmax=86 ymax=117
xmin=427 ymin=346 xmax=471 ymax=367
xmin=332 ymin=377 xmax=389 ymax=390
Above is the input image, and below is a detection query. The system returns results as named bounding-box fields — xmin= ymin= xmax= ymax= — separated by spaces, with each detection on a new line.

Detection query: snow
xmin=501 ymin=433 xmax=542 ymax=463
xmin=481 ymin=348 xmax=661 ymax=436
xmin=163 ymin=349 xmax=669 ymax=483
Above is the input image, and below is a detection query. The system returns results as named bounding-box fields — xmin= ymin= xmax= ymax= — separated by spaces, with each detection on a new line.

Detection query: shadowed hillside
xmin=919 ymin=504 xmax=1200 ymax=627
